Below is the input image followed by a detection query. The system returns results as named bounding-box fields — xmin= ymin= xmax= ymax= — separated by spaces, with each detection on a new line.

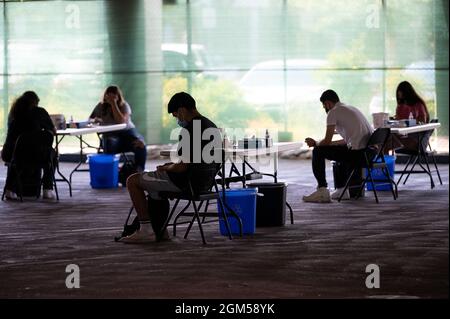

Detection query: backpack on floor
xmin=114 ymin=208 xmax=140 ymax=242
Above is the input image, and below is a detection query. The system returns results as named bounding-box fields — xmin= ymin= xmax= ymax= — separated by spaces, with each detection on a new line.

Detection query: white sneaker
xmin=119 ymin=228 xmax=156 ymax=243
xmin=43 ymin=189 xmax=56 ymax=200
xmin=331 ymin=187 xmax=351 ymax=200
xmin=4 ymin=190 xmax=18 ymax=200
xmin=302 ymin=187 xmax=331 ymax=203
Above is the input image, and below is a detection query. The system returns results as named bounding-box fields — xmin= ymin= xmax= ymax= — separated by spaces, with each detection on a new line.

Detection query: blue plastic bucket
xmin=217 ymin=188 xmax=257 ymax=235
xmin=366 ymin=155 xmax=395 ymax=191
xmin=88 ymin=154 xmax=120 ymax=189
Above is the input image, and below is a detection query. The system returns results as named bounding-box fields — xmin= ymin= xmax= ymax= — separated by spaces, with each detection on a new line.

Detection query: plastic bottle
xmin=265 ymin=129 xmax=271 ymax=148
xmin=223 ymin=131 xmax=230 ymax=148
xmin=408 ymin=112 xmax=416 ymax=126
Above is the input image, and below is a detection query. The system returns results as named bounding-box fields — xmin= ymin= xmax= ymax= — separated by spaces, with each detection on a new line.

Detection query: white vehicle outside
xmin=238 ymin=59 xmax=329 ymax=110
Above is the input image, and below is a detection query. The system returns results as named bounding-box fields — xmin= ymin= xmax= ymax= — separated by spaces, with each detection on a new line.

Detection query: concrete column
xmin=435 ymin=0 xmax=449 ymax=136
xmin=106 ymin=0 xmax=162 ymax=144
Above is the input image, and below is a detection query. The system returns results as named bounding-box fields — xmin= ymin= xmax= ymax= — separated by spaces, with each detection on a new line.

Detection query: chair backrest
xmin=364 ymin=128 xmax=391 ymax=163
xmin=187 ymin=147 xmax=224 ymax=195
xmin=366 ymin=128 xmax=391 ymax=150
xmin=419 ymin=119 xmax=438 ymax=151
xmin=12 ymin=129 xmax=54 ymax=165
xmin=188 ymin=163 xmax=221 ymax=195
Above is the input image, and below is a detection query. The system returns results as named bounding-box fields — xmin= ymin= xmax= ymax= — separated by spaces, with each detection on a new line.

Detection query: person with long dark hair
xmin=395 ymin=81 xmax=429 ymax=124
xmin=1 ymin=91 xmax=57 ymax=200
xmin=89 ymin=85 xmax=147 ymax=171
xmin=393 ymin=81 xmax=431 ymax=151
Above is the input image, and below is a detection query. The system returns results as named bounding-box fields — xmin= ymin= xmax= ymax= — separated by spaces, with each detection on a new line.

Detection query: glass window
xmin=0 ymin=0 xmax=448 ymax=152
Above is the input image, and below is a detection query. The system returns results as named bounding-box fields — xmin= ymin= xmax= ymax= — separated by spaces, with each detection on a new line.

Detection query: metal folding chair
xmin=338 ymin=128 xmax=398 ymax=203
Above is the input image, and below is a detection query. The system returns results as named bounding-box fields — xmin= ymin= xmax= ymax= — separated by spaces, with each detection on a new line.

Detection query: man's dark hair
xmin=167 ymin=92 xmax=196 ymax=113
xmin=320 ymin=90 xmax=340 ymax=103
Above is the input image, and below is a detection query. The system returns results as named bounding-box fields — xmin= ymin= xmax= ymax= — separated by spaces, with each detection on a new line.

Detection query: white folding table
xmin=161 ymin=141 xmax=303 ymax=225
xmin=55 ymin=123 xmax=127 ymax=196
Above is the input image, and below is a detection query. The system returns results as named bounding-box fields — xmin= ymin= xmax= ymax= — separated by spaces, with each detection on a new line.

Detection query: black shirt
xmin=167 ymin=115 xmax=220 ymax=190
xmin=1 ymin=107 xmax=55 ymax=162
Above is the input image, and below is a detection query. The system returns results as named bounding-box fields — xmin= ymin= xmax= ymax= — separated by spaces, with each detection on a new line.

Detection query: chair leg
xmin=338 ymin=169 xmax=355 ymax=202
xmin=184 ymin=200 xmax=204 ymax=238
xmin=431 ymin=153 xmax=443 ymax=185
xmin=391 ymin=174 xmax=399 ymax=199
xmin=397 ymin=155 xmax=413 ymax=185
xmin=217 ymin=194 xmax=233 ymax=240
xmin=2 ymin=165 xmax=17 ymax=201
xmin=1 ymin=184 xmax=6 ymax=201
xmin=173 ymin=200 xmax=192 ymax=237
xmin=50 ymin=162 xmax=59 ymax=201
xmin=188 ymin=201 xmax=206 ymax=244
xmin=15 ymin=170 xmax=24 ymax=202
xmin=202 ymin=200 xmax=210 ymax=223
xmin=382 ymin=166 xmax=397 ymax=200
xmin=38 ymin=171 xmax=43 ymax=199
xmin=403 ymin=155 xmax=418 ymax=185
xmin=1 ymin=165 xmax=9 ymax=201
xmin=422 ymin=152 xmax=435 ymax=189
xmin=355 ymin=178 xmax=367 ymax=200
xmin=226 ymin=202 xmax=243 ymax=237
xmin=286 ymin=202 xmax=294 ymax=224
xmin=171 ymin=199 xmax=187 ymax=236
xmin=413 ymin=153 xmax=434 ymax=189
xmin=366 ymin=168 xmax=379 ymax=203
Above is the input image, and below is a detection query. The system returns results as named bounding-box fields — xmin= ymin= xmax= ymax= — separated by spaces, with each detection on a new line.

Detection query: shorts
xmin=137 ymin=170 xmax=181 ymax=199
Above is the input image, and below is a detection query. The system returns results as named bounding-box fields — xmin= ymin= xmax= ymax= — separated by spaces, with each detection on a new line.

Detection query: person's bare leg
xmin=121 ymin=173 xmax=155 ymax=243
xmin=126 ymin=173 xmax=150 ymax=221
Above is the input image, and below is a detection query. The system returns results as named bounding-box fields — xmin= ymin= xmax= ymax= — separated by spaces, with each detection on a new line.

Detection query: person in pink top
xmin=395 ymin=81 xmax=429 ymax=124
xmin=393 ymin=81 xmax=431 ymax=151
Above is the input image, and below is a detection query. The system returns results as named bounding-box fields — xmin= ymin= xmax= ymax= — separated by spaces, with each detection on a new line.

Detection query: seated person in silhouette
xmin=303 ymin=90 xmax=373 ymax=203
xmin=2 ymin=91 xmax=57 ymax=200
xmin=89 ymin=85 xmax=147 ymax=172
xmin=391 ymin=81 xmax=431 ymax=152
xmin=120 ymin=92 xmax=221 ymax=243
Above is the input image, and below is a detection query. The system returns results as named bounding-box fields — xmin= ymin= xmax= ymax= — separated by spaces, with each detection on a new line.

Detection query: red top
xmin=396 ymin=102 xmax=428 ymax=123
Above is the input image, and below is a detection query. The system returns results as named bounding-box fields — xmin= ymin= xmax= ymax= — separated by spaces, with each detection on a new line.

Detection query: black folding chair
xmin=338 ymin=128 xmax=398 ymax=203
xmin=158 ymin=163 xmax=240 ymax=245
xmin=2 ymin=129 xmax=59 ymax=201
xmin=396 ymin=119 xmax=442 ymax=189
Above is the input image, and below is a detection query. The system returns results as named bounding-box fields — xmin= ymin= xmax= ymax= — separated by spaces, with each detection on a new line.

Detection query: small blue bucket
xmin=217 ymin=188 xmax=258 ymax=235
xmin=366 ymin=155 xmax=395 ymax=191
xmin=88 ymin=154 xmax=120 ymax=189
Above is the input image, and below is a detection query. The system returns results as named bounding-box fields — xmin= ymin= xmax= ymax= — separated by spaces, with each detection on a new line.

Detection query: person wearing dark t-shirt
xmin=121 ymin=92 xmax=221 ymax=243
xmin=1 ymin=91 xmax=57 ymax=200
xmin=89 ymin=86 xmax=147 ymax=171
xmin=166 ymin=114 xmax=218 ymax=191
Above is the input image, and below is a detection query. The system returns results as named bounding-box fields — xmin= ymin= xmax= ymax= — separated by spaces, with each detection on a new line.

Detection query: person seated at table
xmin=120 ymin=92 xmax=221 ymax=243
xmin=1 ymin=91 xmax=57 ymax=200
xmin=395 ymin=81 xmax=429 ymax=124
xmin=89 ymin=85 xmax=147 ymax=171
xmin=303 ymin=90 xmax=373 ymax=203
xmin=389 ymin=81 xmax=431 ymax=152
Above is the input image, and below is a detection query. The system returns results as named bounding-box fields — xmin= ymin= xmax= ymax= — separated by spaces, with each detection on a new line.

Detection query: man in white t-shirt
xmin=303 ymin=90 xmax=373 ymax=203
